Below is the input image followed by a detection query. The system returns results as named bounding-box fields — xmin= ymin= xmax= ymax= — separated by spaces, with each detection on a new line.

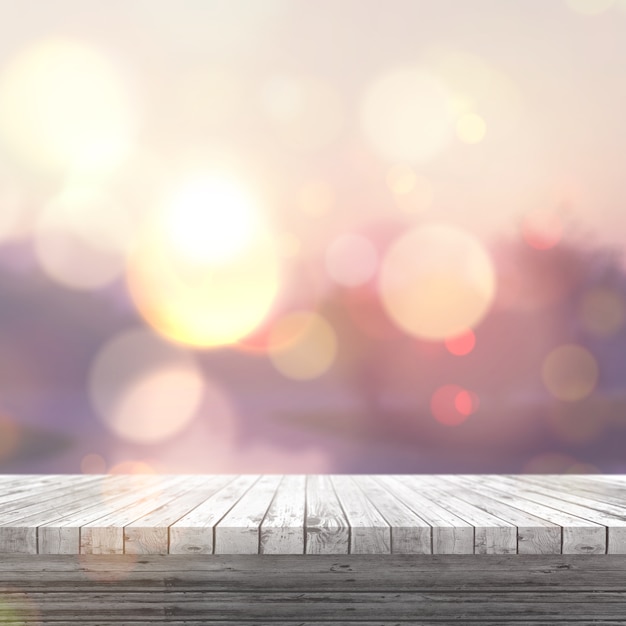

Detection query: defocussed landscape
xmin=1 ymin=0 xmax=626 ymax=473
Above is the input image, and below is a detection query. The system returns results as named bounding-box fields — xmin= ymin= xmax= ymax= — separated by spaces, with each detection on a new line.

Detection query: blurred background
xmin=0 ymin=0 xmax=625 ymax=474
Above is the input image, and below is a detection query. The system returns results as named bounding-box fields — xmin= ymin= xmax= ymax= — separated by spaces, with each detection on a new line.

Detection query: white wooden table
xmin=2 ymin=474 xmax=626 ymax=624
xmin=0 ymin=474 xmax=624 ymax=555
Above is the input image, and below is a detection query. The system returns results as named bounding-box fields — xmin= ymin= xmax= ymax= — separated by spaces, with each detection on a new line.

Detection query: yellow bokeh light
xmin=269 ymin=311 xmax=337 ymax=380
xmin=378 ymin=223 xmax=496 ymax=340
xmin=579 ymin=287 xmax=625 ymax=337
xmin=456 ymin=113 xmax=486 ymax=144
xmin=88 ymin=328 xmax=212 ymax=444
xmin=127 ymin=173 xmax=281 ymax=348
xmin=261 ymin=75 xmax=344 ymax=151
xmin=360 ymin=68 xmax=455 ymax=163
xmin=565 ymin=0 xmax=615 ymax=14
xmin=161 ymin=176 xmax=259 ymax=264
xmin=542 ymin=344 xmax=599 ymax=402
xmin=0 ymin=38 xmax=135 ymax=173
xmin=325 ymin=233 xmax=378 ymax=287
xmin=33 ymin=184 xmax=131 ymax=290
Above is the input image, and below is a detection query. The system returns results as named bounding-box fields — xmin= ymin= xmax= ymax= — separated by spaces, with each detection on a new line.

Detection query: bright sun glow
xmin=162 ymin=176 xmax=258 ymax=264
xmin=127 ymin=173 xmax=281 ymax=348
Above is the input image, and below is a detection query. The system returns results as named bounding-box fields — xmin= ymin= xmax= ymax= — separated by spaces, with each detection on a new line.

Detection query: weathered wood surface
xmin=1 ymin=474 xmax=626 ymax=555
xmin=2 ymin=554 xmax=626 ymax=623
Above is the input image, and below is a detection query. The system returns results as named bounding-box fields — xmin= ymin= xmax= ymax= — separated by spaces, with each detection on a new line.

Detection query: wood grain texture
xmin=351 ymin=475 xmax=431 ymax=554
xmin=214 ymin=475 xmax=282 ymax=554
xmin=80 ymin=476 xmax=188 ymax=555
xmin=124 ymin=475 xmax=234 ymax=555
xmin=260 ymin=474 xmax=305 ymax=554
xmin=305 ymin=474 xmax=349 ymax=554
xmin=331 ymin=475 xmax=390 ymax=554
xmin=3 ymin=590 xmax=626 ymax=621
xmin=0 ymin=474 xmax=625 ymax=556
xmin=169 ymin=475 xmax=258 ymax=554
xmin=2 ymin=552 xmax=626 ymax=623
xmin=402 ymin=475 xmax=518 ymax=555
xmin=441 ymin=475 xmax=562 ymax=554
xmin=375 ymin=475 xmax=474 ymax=554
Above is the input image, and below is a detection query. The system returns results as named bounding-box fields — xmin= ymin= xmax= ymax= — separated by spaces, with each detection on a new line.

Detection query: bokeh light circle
xmin=541 ymin=344 xmax=599 ymax=402
xmin=126 ymin=173 xmax=281 ymax=348
xmin=360 ymin=68 xmax=455 ymax=163
xmin=522 ymin=210 xmax=562 ymax=250
xmin=430 ymin=384 xmax=478 ymax=426
xmin=88 ymin=328 xmax=209 ymax=444
xmin=445 ymin=329 xmax=476 ymax=356
xmin=33 ymin=185 xmax=131 ymax=290
xmin=456 ymin=112 xmax=486 ymax=144
xmin=379 ymin=223 xmax=496 ymax=340
xmin=268 ymin=311 xmax=337 ymax=380
xmin=0 ymin=38 xmax=135 ymax=173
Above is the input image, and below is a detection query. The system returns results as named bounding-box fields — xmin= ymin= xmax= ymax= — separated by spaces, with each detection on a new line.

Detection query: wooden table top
xmin=0 ymin=474 xmax=624 ymax=555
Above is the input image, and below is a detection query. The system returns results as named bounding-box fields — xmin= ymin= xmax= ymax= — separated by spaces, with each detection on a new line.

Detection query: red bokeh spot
xmin=444 ymin=329 xmax=476 ymax=356
xmin=522 ymin=211 xmax=562 ymax=250
xmin=431 ymin=384 xmax=478 ymax=426
xmin=454 ymin=389 xmax=479 ymax=416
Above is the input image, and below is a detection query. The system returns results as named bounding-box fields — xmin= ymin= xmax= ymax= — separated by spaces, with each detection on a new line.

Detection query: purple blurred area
xmin=1 ymin=0 xmax=626 ymax=474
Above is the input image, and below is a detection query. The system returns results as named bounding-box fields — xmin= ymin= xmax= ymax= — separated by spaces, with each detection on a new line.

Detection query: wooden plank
xmin=440 ymin=475 xmax=562 ymax=554
xmin=260 ymin=474 xmax=305 ymax=554
xmin=15 ymin=623 xmax=626 ymax=626
xmin=304 ymin=474 xmax=349 ymax=555
xmin=398 ymin=475 xmax=517 ymax=554
xmin=7 ymin=618 xmax=626 ymax=626
xmin=38 ymin=475 xmax=176 ymax=554
xmin=489 ymin=476 xmax=626 ymax=553
xmin=169 ymin=475 xmax=259 ymax=554
xmin=522 ymin=474 xmax=626 ymax=509
xmin=351 ymin=475 xmax=431 ymax=554
xmin=0 ymin=476 xmax=109 ymax=524
xmin=7 ymin=554 xmax=626 ymax=597
xmin=331 ymin=475 xmax=390 ymax=554
xmin=214 ymin=475 xmax=282 ymax=554
xmin=0 ymin=475 xmax=134 ymax=554
xmin=3 ymin=591 xmax=626 ymax=620
xmin=450 ymin=475 xmax=606 ymax=555
xmin=124 ymin=475 xmax=235 ymax=555
xmin=375 ymin=475 xmax=474 ymax=554
xmin=9 ymin=623 xmax=626 ymax=626
xmin=80 ymin=476 xmax=190 ymax=555
xmin=0 ymin=475 xmax=98 ymax=515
